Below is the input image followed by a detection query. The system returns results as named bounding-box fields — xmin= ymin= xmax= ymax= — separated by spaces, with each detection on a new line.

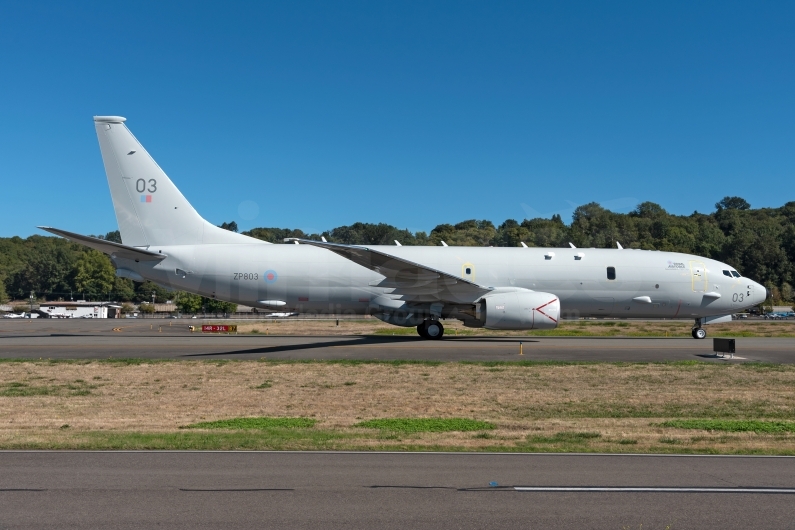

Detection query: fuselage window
xmin=723 ymin=270 xmax=732 ymax=277
xmin=607 ymin=267 xmax=616 ymax=280
xmin=465 ymin=268 xmax=472 ymax=275
xmin=731 ymin=271 xmax=741 ymax=278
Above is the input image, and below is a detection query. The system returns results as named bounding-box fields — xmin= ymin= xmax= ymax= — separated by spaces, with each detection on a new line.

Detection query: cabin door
xmin=689 ymin=261 xmax=707 ymax=292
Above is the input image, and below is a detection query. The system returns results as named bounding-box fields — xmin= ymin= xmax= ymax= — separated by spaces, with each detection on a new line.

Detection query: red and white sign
xmin=201 ymin=325 xmax=237 ymax=333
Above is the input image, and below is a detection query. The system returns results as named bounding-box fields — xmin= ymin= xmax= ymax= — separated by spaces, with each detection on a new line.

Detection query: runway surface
xmin=2 ymin=452 xmax=794 ymax=529
xmin=1 ymin=319 xmax=794 ymax=362
xmin=0 ymin=319 xmax=793 ymax=362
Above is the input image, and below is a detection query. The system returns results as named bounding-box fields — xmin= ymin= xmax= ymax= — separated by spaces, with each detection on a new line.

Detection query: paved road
xmin=1 ymin=319 xmax=793 ymax=362
xmin=0 ymin=319 xmax=793 ymax=362
xmin=1 ymin=452 xmax=794 ymax=529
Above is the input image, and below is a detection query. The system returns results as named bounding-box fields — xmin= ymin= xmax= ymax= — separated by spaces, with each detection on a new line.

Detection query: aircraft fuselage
xmin=118 ymin=243 xmax=765 ymax=321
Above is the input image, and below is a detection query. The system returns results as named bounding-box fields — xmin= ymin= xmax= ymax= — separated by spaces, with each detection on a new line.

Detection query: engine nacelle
xmin=478 ymin=290 xmax=560 ymax=330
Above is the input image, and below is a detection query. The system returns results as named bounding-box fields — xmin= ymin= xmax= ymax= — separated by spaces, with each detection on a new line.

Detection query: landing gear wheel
xmin=417 ymin=320 xmax=444 ymax=340
xmin=692 ymin=327 xmax=707 ymax=339
xmin=417 ymin=323 xmax=429 ymax=339
xmin=425 ymin=320 xmax=444 ymax=339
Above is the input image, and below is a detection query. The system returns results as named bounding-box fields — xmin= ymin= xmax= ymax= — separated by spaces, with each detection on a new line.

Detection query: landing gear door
xmin=689 ymin=261 xmax=706 ymax=292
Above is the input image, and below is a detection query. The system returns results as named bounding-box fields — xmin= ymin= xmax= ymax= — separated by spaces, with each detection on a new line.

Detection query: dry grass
xmin=1 ymin=360 xmax=794 ymax=453
xmin=231 ymin=318 xmax=795 ymax=337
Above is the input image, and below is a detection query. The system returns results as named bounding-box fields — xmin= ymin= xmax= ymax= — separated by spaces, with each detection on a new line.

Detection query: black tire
xmin=425 ymin=320 xmax=444 ymax=340
xmin=417 ymin=323 xmax=429 ymax=338
xmin=694 ymin=327 xmax=707 ymax=339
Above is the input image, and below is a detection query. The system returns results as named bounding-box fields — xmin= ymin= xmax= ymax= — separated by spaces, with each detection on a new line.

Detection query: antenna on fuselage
xmin=617 ymin=242 xmax=624 ymax=249
xmin=321 ymin=236 xmax=327 ymax=242
xmin=394 ymin=240 xmax=402 ymax=246
xmin=520 ymin=242 xmax=528 ymax=248
xmin=441 ymin=241 xmax=448 ymax=247
xmin=569 ymin=242 xmax=576 ymax=248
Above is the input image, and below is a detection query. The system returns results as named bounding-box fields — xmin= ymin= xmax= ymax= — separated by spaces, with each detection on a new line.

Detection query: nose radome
xmin=755 ymin=281 xmax=767 ymax=303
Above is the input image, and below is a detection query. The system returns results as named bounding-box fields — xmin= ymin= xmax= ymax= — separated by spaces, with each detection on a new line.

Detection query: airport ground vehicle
xmin=766 ymin=312 xmax=794 ymax=320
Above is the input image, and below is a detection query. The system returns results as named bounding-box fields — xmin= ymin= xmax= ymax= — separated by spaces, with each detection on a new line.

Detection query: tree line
xmin=1 ymin=196 xmax=793 ymax=308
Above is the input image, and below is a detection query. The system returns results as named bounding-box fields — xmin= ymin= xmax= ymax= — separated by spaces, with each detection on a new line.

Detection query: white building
xmin=38 ymin=301 xmax=122 ymax=319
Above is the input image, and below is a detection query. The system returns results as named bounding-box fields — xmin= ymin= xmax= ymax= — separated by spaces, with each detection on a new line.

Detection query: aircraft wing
xmin=38 ymin=227 xmax=166 ymax=262
xmin=285 ymin=238 xmax=491 ymax=302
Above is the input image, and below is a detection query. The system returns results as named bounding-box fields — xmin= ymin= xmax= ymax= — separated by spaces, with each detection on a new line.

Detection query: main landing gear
xmin=417 ymin=319 xmax=444 ymax=340
xmin=691 ymin=327 xmax=707 ymax=339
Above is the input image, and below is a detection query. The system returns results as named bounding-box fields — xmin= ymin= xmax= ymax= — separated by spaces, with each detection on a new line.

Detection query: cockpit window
xmin=723 ymin=270 xmax=732 ymax=277
xmin=731 ymin=271 xmax=741 ymax=278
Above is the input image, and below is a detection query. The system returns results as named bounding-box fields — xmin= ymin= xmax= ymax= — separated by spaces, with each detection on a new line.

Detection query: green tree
xmin=15 ymin=245 xmax=76 ymax=297
xmin=519 ymin=216 xmax=570 ymax=248
xmin=103 ymin=230 xmax=122 ymax=243
xmin=781 ymin=282 xmax=793 ymax=302
xmin=325 ymin=222 xmax=418 ymax=245
xmin=716 ymin=196 xmax=751 ymax=211
xmin=632 ymin=201 xmax=668 ymax=219
xmin=111 ymin=277 xmax=136 ymax=302
xmin=73 ymin=250 xmax=115 ymax=299
xmin=176 ymin=292 xmax=203 ymax=314
xmin=428 ymin=223 xmax=455 ymax=245
xmin=205 ymin=298 xmax=237 ymax=315
xmin=134 ymin=281 xmax=172 ymax=303
xmin=0 ymin=277 xmax=7 ymax=304
xmin=494 ymin=219 xmax=532 ymax=247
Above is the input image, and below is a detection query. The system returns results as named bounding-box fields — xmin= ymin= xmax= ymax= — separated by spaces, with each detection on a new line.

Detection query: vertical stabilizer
xmin=94 ymin=116 xmax=260 ymax=247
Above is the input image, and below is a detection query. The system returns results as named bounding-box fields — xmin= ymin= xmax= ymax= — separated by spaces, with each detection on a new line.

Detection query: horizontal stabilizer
xmin=38 ymin=227 xmax=166 ymax=262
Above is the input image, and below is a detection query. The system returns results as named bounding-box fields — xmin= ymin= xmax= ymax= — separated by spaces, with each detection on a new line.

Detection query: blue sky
xmin=2 ymin=1 xmax=793 ymax=238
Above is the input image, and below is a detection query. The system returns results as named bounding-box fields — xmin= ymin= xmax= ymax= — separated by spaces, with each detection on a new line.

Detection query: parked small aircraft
xmin=40 ymin=116 xmax=766 ymax=339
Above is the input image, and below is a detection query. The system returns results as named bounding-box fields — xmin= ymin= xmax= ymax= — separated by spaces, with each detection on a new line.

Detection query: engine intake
xmin=478 ymin=290 xmax=560 ymax=330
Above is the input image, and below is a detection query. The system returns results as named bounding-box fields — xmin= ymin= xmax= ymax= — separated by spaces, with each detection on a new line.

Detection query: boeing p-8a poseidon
xmin=40 ymin=116 xmax=766 ymax=340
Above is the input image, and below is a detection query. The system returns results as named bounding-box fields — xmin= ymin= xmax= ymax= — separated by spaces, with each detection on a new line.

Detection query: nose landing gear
xmin=417 ymin=319 xmax=444 ymax=339
xmin=691 ymin=327 xmax=707 ymax=339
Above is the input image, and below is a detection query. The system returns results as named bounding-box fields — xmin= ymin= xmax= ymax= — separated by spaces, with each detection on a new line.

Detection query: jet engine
xmin=477 ymin=290 xmax=560 ymax=330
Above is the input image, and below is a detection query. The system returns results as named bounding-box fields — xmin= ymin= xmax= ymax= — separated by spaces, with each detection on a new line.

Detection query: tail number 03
xmin=136 ymin=179 xmax=157 ymax=193
xmin=732 ymin=293 xmax=744 ymax=303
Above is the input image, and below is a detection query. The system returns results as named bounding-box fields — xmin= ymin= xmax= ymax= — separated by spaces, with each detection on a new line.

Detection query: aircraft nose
xmin=755 ymin=281 xmax=767 ymax=304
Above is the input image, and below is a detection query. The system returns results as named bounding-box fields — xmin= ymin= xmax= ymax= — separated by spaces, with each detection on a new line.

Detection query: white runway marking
xmin=514 ymin=486 xmax=795 ymax=493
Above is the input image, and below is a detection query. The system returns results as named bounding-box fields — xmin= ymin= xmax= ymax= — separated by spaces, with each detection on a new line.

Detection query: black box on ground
xmin=713 ymin=338 xmax=736 ymax=354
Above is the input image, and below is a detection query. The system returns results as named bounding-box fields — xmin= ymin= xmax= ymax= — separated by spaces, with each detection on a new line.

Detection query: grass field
xmin=230 ymin=318 xmax=795 ymax=338
xmin=1 ymin=359 xmax=794 ymax=453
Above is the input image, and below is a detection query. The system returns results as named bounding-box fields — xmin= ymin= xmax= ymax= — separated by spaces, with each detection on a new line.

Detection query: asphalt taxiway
xmin=0 ymin=319 xmax=793 ymax=362
xmin=2 ymin=452 xmax=794 ymax=529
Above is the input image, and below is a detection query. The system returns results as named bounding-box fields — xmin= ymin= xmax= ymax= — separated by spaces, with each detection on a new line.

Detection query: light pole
xmin=151 ymin=292 xmax=156 ymax=318
xmin=29 ymin=291 xmax=34 ymax=318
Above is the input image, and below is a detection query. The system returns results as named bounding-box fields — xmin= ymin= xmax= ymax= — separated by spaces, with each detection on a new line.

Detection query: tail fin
xmin=94 ymin=116 xmax=261 ymax=247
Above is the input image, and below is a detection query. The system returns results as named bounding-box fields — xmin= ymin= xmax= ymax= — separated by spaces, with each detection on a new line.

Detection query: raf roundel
xmin=263 ymin=270 xmax=278 ymax=284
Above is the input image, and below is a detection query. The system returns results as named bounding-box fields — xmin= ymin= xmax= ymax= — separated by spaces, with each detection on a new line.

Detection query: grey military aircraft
xmin=40 ymin=116 xmax=766 ymax=340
